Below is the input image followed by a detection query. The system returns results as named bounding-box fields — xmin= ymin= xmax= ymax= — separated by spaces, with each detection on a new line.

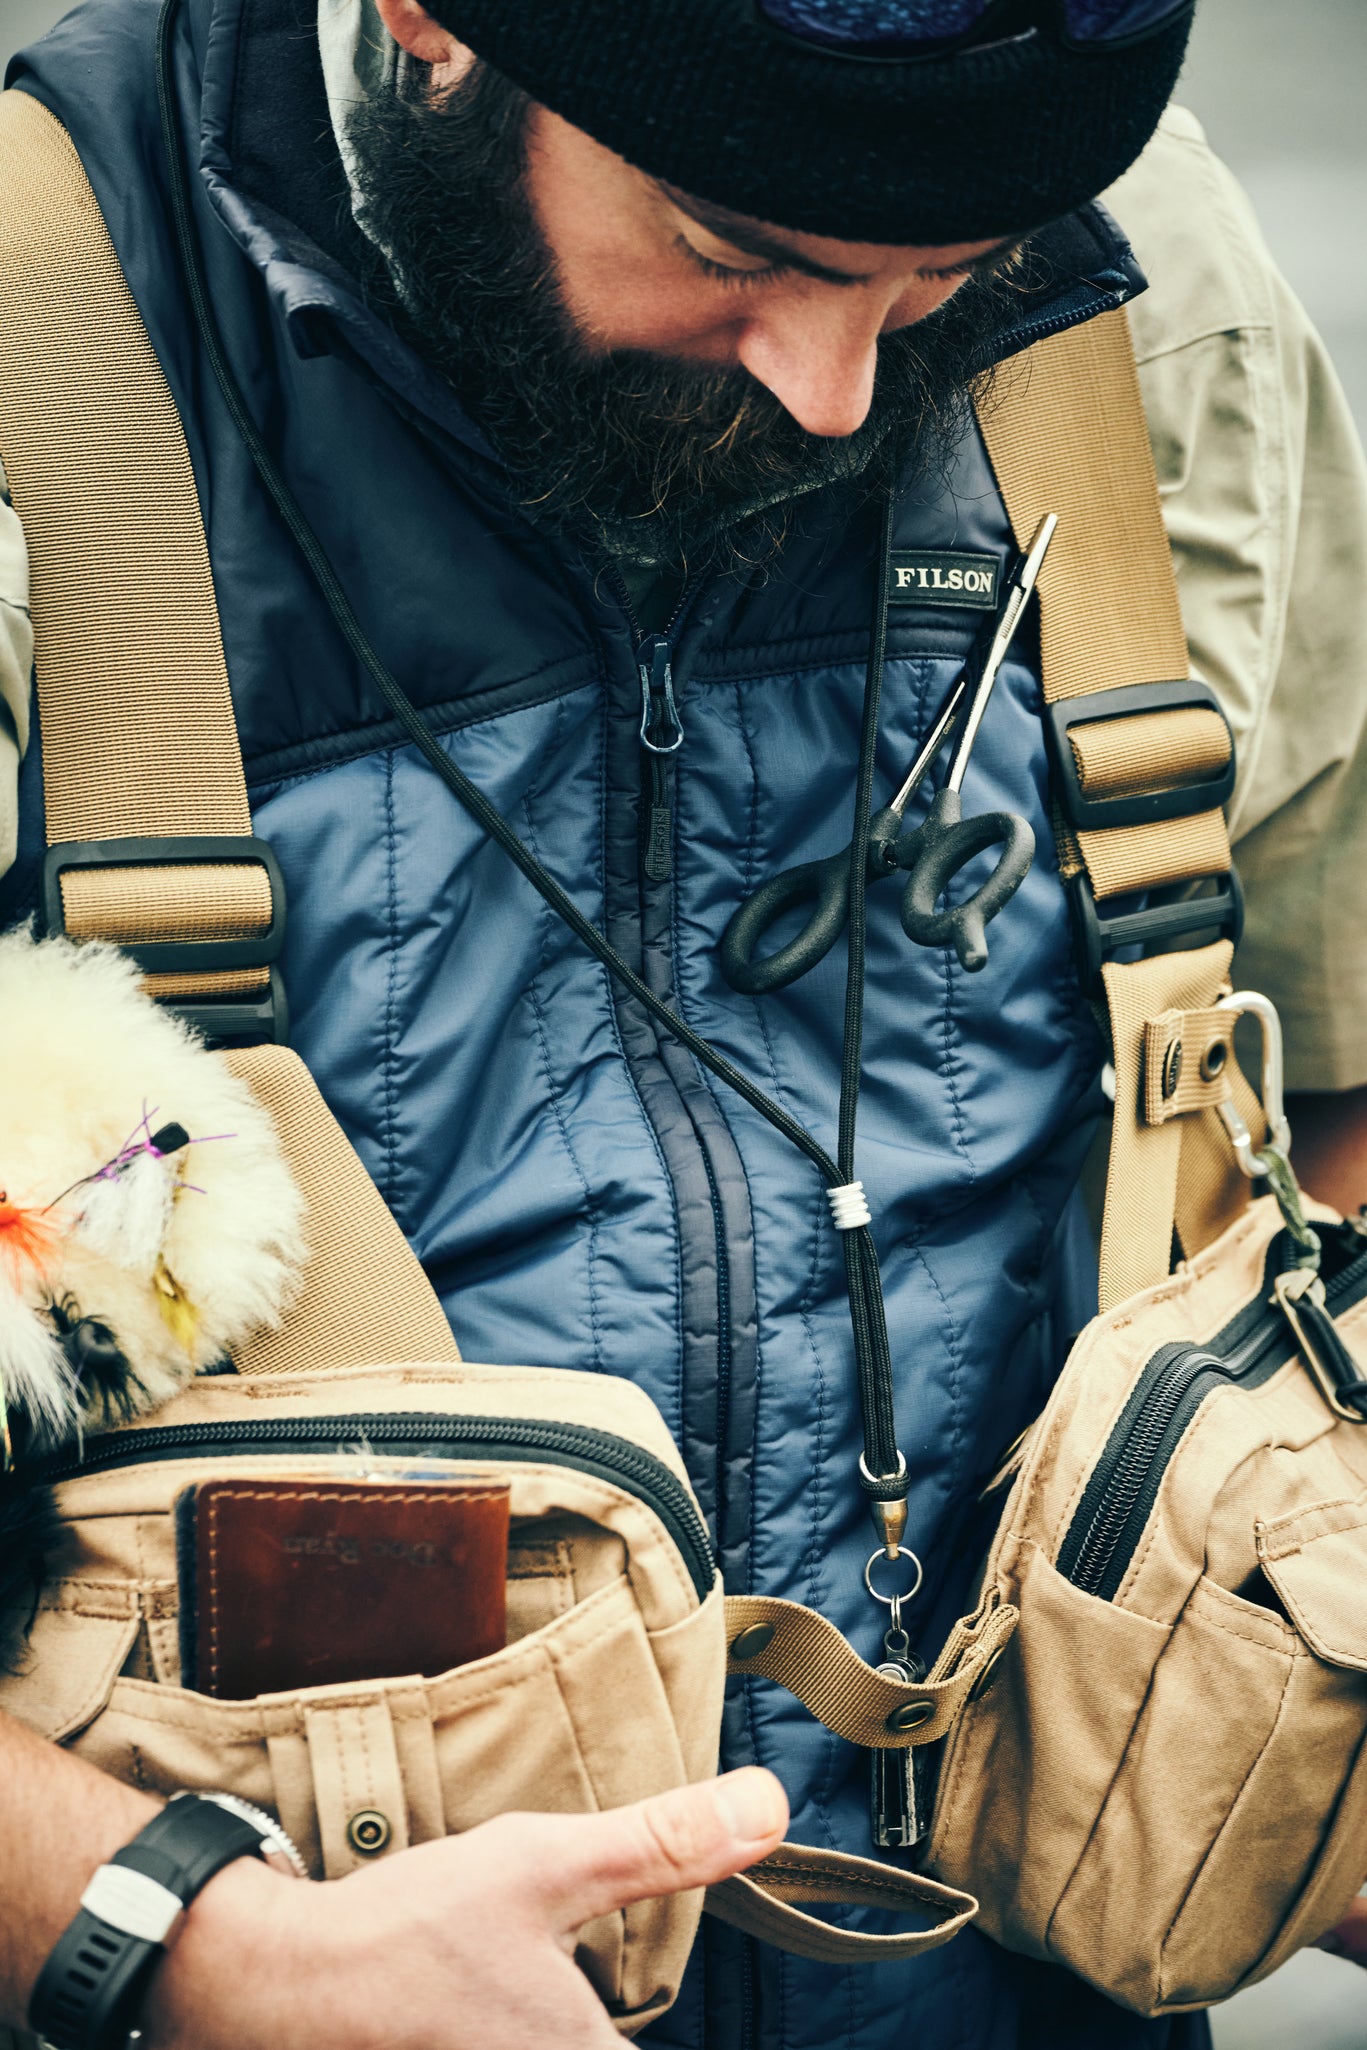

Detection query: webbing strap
xmin=977 ymin=311 xmax=1252 ymax=1306
xmin=0 ymin=89 xmax=269 ymax=1004
xmin=0 ymin=86 xmax=457 ymax=1371
xmin=222 ymin=1048 xmax=460 ymax=1370
xmin=977 ymin=311 xmax=1234 ymax=896
xmin=723 ymin=1592 xmax=1016 ymax=1749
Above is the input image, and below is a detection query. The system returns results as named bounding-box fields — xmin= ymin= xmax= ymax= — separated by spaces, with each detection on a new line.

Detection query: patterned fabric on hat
xmin=758 ymin=0 xmax=1187 ymax=45
xmin=756 ymin=0 xmax=985 ymax=46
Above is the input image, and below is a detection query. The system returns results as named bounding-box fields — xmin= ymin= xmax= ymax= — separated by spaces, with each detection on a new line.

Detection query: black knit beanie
xmin=426 ymin=0 xmax=1193 ymax=245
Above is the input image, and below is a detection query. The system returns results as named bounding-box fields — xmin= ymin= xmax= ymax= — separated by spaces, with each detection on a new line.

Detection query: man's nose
xmin=735 ymin=280 xmax=958 ymax=439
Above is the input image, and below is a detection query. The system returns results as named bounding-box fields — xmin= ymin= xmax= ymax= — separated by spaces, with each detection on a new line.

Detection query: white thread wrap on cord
xmin=827 ymin=1182 xmax=872 ymax=1232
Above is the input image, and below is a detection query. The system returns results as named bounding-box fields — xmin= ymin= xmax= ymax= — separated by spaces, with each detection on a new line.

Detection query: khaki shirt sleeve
xmin=0 ymin=452 xmax=33 ymax=884
xmin=1104 ymin=107 xmax=1367 ymax=1092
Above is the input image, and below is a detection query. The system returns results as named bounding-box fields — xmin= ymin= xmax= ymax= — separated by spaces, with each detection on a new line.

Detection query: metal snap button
xmin=1162 ymin=1040 xmax=1184 ymax=1098
xmin=346 ymin=1808 xmax=392 ymax=1856
xmin=730 ymin=1622 xmax=777 ymax=1661
xmin=885 ymin=1700 xmax=933 ymax=1735
xmin=968 ymin=1641 xmax=1009 ymax=1703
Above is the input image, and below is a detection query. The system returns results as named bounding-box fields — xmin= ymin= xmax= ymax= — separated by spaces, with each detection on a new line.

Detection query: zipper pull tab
xmin=1274 ymin=1269 xmax=1367 ymax=1423
xmin=638 ymin=639 xmax=685 ymax=756
xmin=638 ymin=638 xmax=683 ymax=884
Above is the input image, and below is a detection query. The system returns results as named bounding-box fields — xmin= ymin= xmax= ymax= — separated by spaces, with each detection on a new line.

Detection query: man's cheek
xmin=560 ymin=271 xmax=745 ymax=362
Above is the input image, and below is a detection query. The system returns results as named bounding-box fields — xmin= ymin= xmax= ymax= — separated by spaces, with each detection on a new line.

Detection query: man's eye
xmin=676 ymin=237 xmax=785 ymax=288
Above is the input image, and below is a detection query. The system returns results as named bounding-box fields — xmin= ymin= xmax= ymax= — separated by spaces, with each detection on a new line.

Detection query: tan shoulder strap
xmin=977 ymin=310 xmax=1259 ymax=1307
xmin=0 ymin=87 xmax=458 ymax=1371
xmin=0 ymin=90 xmax=269 ymax=1007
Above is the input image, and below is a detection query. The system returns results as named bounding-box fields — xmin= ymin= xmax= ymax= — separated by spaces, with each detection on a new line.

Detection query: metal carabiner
xmin=1213 ymin=991 xmax=1318 ymax=1267
xmin=1213 ymin=990 xmax=1292 ymax=1172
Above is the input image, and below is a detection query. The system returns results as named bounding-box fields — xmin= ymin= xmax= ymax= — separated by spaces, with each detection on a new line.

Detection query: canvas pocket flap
xmin=0 ymin=1584 xmax=140 ymax=1740
xmin=1257 ymin=1495 xmax=1367 ymax=1672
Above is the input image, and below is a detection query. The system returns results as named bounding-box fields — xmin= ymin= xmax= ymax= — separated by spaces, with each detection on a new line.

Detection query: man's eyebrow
xmin=658 ymin=186 xmax=1020 ymax=288
xmin=919 ymin=237 xmax=1023 ymax=281
xmin=657 ymin=184 xmax=872 ymax=285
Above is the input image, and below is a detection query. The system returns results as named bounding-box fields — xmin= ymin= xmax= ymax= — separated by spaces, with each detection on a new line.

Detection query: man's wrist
xmin=31 ymin=1798 xmax=306 ymax=2050
xmin=137 ymin=1856 xmax=297 ymax=2050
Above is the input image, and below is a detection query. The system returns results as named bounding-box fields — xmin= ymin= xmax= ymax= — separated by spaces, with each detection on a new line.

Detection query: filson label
xmin=887 ymin=551 xmax=1001 ymax=609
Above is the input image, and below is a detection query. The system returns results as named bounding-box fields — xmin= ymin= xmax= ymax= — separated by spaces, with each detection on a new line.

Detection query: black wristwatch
xmin=29 ymin=1793 xmax=306 ymax=2050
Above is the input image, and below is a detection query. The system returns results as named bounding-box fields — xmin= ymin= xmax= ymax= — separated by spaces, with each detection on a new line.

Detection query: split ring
xmin=864 ymin=1545 xmax=924 ymax=1609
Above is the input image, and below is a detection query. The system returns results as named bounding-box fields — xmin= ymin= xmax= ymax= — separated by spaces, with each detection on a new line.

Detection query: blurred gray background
xmin=1 ymin=0 xmax=1365 ymax=2041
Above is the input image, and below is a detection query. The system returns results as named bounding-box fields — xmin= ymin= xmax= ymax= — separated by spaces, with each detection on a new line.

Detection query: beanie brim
xmin=430 ymin=2 xmax=1191 ymax=245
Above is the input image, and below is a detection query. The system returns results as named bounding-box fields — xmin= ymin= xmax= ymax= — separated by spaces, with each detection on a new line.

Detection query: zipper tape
xmin=1057 ymin=1232 xmax=1367 ymax=1600
xmin=29 ymin=1412 xmax=717 ymax=1603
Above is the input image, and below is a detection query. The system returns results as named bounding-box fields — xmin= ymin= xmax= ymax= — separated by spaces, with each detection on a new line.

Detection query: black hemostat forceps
xmin=719 ymin=514 xmax=1058 ymax=995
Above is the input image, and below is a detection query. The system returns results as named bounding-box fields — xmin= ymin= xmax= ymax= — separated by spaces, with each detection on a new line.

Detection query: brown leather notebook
xmin=175 ymin=1476 xmax=510 ymax=1698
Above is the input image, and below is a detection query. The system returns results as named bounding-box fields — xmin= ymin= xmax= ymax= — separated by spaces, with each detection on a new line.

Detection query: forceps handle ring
xmin=897 ymin=789 xmax=1036 ymax=974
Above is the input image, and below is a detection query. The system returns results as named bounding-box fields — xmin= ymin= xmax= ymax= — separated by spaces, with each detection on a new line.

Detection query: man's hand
xmin=1318 ymin=1894 xmax=1367 ymax=1969
xmin=144 ymin=1767 xmax=789 ymax=2050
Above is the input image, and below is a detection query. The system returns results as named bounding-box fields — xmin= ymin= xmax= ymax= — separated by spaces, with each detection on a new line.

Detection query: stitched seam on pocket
xmin=1156 ymin=1633 xmax=1298 ymax=2002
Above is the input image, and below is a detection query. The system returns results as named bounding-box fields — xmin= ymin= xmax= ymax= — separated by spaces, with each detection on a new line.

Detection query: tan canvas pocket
xmin=1156 ymin=1551 xmax=1367 ymax=2006
xmin=0 ymin=1583 xmax=140 ymax=1742
xmin=50 ymin=1573 xmax=719 ymax=2026
xmin=1044 ymin=1539 xmax=1367 ymax=2013
xmin=929 ymin=1540 xmax=1167 ymax=1961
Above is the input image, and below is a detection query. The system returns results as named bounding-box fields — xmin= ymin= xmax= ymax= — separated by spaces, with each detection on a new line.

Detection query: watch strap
xmin=29 ymin=1797 xmax=269 ymax=2050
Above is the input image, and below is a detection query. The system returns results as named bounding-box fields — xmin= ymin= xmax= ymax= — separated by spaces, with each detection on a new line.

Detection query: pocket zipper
xmin=1057 ymin=1234 xmax=1367 ymax=1602
xmin=28 ymin=1413 xmax=716 ymax=1601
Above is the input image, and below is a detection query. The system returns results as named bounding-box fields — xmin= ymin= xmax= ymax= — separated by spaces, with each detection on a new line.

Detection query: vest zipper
xmin=29 ymin=1411 xmax=716 ymax=1601
xmin=610 ymin=572 xmax=756 ymax=2046
xmin=1056 ymin=1236 xmax=1367 ymax=1601
xmin=608 ymin=575 xmax=742 ymax=1556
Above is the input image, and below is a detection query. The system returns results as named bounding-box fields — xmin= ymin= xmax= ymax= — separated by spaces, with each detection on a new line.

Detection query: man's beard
xmin=346 ymin=63 xmax=1016 ymax=577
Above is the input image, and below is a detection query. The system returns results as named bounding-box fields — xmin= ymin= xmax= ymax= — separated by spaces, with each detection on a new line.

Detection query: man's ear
xmin=371 ymin=0 xmax=476 ymax=81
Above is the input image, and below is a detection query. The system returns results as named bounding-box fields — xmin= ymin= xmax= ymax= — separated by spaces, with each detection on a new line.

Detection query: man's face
xmin=347 ymin=55 xmax=1026 ymax=575
xmin=522 ymin=106 xmax=1016 ymax=441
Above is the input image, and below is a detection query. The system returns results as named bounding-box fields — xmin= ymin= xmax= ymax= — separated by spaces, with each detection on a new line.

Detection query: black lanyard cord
xmin=153 ymin=0 xmax=907 ymax=1507
xmin=838 ymin=501 xmax=900 ymax=1492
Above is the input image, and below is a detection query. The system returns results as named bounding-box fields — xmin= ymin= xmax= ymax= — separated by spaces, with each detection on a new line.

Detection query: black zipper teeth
xmin=609 ymin=568 xmax=739 ymax=1563
xmin=1059 ymin=1243 xmax=1367 ymax=1601
xmin=30 ymin=1413 xmax=715 ymax=1601
xmin=698 ymin=1139 xmax=734 ymax=1552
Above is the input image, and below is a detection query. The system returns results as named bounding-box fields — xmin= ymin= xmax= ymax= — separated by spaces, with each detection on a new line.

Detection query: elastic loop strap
xmin=705 ymin=1842 xmax=977 ymax=1963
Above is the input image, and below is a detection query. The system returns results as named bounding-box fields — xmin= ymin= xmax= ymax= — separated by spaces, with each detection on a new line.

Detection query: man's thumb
xmin=538 ymin=1769 xmax=788 ymax=1931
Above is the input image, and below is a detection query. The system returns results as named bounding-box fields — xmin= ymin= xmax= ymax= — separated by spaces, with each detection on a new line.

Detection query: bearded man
xmin=0 ymin=3 xmax=1366 ymax=2049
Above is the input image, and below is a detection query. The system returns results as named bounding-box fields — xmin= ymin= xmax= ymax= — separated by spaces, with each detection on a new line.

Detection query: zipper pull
xmin=638 ymin=639 xmax=685 ymax=755
xmin=1274 ymin=1269 xmax=1367 ymax=1423
xmin=638 ymin=638 xmax=683 ymax=884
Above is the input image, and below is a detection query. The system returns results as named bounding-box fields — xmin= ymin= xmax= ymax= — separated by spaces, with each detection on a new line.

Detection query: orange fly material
xmin=0 ymin=1192 xmax=61 ymax=1284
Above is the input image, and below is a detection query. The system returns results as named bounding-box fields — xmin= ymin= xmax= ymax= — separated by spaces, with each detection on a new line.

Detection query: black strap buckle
xmin=42 ymin=835 xmax=288 ymax=1047
xmin=1047 ymin=679 xmax=1236 ymax=832
xmin=1068 ymin=868 xmax=1245 ymax=994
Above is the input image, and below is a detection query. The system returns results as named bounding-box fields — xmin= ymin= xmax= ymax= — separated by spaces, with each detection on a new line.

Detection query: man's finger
xmin=530 ymin=1769 xmax=788 ymax=1932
